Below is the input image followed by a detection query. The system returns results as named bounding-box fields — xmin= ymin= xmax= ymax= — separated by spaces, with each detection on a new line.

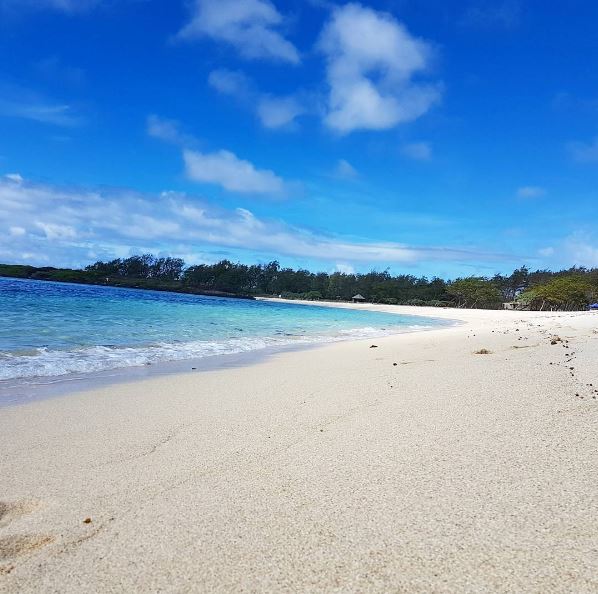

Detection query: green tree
xmin=518 ymin=276 xmax=594 ymax=310
xmin=446 ymin=277 xmax=503 ymax=309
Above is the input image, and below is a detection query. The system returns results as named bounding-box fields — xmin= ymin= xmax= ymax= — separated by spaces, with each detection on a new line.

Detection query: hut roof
xmin=352 ymin=294 xmax=365 ymax=300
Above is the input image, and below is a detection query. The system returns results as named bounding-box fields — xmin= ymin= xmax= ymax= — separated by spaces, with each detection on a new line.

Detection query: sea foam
xmin=0 ymin=277 xmax=447 ymax=385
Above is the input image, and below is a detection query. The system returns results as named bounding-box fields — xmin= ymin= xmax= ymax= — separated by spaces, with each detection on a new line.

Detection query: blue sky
xmin=0 ymin=0 xmax=597 ymax=278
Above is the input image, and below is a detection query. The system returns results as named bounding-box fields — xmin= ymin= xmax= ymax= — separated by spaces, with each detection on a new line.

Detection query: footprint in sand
xmin=0 ymin=500 xmax=40 ymax=528
xmin=0 ymin=564 xmax=15 ymax=575
xmin=0 ymin=534 xmax=54 ymax=561
xmin=0 ymin=500 xmax=53 ymax=563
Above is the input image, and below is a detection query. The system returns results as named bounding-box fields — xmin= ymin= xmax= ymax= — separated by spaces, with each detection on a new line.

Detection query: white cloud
xmin=517 ymin=186 xmax=546 ymax=198
xmin=335 ymin=263 xmax=355 ymax=274
xmin=0 ymin=98 xmax=80 ymax=126
xmin=0 ymin=177 xmax=508 ymax=269
xmin=209 ymin=69 xmax=306 ymax=130
xmin=568 ymin=137 xmax=598 ymax=163
xmin=183 ymin=149 xmax=285 ymax=194
xmin=333 ymin=159 xmax=358 ymax=179
xmin=208 ymin=69 xmax=252 ymax=99
xmin=35 ymin=222 xmax=78 ymax=240
xmin=147 ymin=115 xmax=196 ymax=146
xmin=401 ymin=141 xmax=432 ymax=161
xmin=148 ymin=115 xmax=289 ymax=194
xmin=0 ymin=83 xmax=82 ymax=127
xmin=9 ymin=226 xmax=26 ymax=237
xmin=318 ymin=3 xmax=441 ymax=133
xmin=147 ymin=115 xmax=182 ymax=144
xmin=572 ymin=244 xmax=598 ymax=267
xmin=564 ymin=233 xmax=598 ymax=267
xmin=537 ymin=233 xmax=598 ymax=268
xmin=257 ymin=96 xmax=304 ymax=129
xmin=177 ymin=0 xmax=300 ymax=64
xmin=4 ymin=173 xmax=23 ymax=183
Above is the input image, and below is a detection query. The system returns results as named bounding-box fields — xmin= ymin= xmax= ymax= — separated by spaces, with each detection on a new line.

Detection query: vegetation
xmin=1 ymin=257 xmax=597 ymax=310
xmin=517 ymin=275 xmax=595 ymax=311
xmin=445 ymin=278 xmax=503 ymax=309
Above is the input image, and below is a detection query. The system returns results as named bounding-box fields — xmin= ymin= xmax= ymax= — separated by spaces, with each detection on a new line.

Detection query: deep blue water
xmin=0 ymin=277 xmax=448 ymax=386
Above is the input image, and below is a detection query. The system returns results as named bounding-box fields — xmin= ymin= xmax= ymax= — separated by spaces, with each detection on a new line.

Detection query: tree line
xmin=1 ymin=256 xmax=597 ymax=310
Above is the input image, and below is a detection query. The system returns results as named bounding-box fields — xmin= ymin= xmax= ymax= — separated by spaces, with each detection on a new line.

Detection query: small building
xmin=503 ymin=301 xmax=527 ymax=311
xmin=352 ymin=294 xmax=366 ymax=303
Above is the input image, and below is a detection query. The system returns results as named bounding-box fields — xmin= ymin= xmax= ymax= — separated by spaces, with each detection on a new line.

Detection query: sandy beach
xmin=1 ymin=303 xmax=597 ymax=593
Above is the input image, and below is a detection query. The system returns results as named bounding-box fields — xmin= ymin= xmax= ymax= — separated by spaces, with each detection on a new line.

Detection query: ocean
xmin=0 ymin=277 xmax=450 ymax=402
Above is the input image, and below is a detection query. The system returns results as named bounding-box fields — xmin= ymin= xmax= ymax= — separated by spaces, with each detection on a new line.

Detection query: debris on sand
xmin=474 ymin=349 xmax=492 ymax=355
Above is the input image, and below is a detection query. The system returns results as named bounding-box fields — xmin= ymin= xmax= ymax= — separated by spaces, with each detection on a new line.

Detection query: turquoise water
xmin=0 ymin=277 xmax=448 ymax=387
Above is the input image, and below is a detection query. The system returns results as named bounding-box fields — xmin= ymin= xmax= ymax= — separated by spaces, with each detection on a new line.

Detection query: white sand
xmin=1 ymin=304 xmax=597 ymax=593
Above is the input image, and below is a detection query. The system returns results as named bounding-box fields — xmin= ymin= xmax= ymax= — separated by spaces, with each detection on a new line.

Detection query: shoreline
xmin=1 ymin=306 xmax=597 ymax=592
xmin=258 ymin=296 xmax=588 ymax=322
xmin=0 ymin=301 xmax=457 ymax=408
